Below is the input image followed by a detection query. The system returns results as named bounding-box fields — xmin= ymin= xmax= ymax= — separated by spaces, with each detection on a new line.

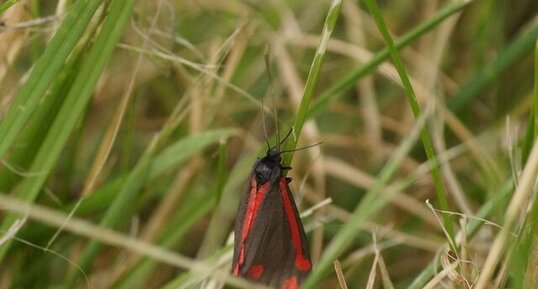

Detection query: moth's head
xmin=265 ymin=147 xmax=282 ymax=163
xmin=253 ymin=148 xmax=282 ymax=185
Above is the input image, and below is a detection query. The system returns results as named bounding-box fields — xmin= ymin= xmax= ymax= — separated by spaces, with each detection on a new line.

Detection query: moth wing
xmin=276 ymin=179 xmax=312 ymax=286
xmin=232 ymin=178 xmax=253 ymax=268
xmin=238 ymin=179 xmax=311 ymax=288
xmin=233 ymin=176 xmax=279 ymax=275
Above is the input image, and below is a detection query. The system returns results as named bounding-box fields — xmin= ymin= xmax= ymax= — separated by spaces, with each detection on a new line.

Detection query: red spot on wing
xmin=279 ymin=180 xmax=311 ymax=272
xmin=247 ymin=264 xmax=264 ymax=280
xmin=232 ymin=247 xmax=245 ymax=275
xmin=235 ymin=179 xmax=270 ymax=273
xmin=282 ymin=276 xmax=299 ymax=289
xmin=233 ymin=263 xmax=239 ymax=275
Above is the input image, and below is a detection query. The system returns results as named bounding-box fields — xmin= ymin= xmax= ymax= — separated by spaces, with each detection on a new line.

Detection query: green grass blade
xmin=518 ymin=195 xmax=538 ymax=288
xmin=303 ymin=101 xmax=431 ymax=289
xmin=196 ymin=149 xmax=256 ymax=258
xmin=150 ymin=128 xmax=238 ymax=178
xmin=0 ymin=0 xmax=21 ymax=13
xmin=0 ymin=42 xmax=86 ymax=193
xmin=525 ymin=39 xmax=538 ymax=163
xmin=112 ymin=193 xmax=215 ymax=289
xmin=448 ymin=24 xmax=538 ymax=113
xmin=71 ymin=129 xmax=238 ymax=283
xmin=535 ymin=38 xmax=538 ymax=138
xmin=510 ymin=36 xmax=538 ymax=289
xmin=72 ymin=140 xmax=157 ymax=283
xmin=0 ymin=0 xmax=137 ymax=263
xmin=68 ymin=129 xmax=236 ymax=216
xmin=522 ymin=109 xmax=535 ymax=165
xmin=362 ymin=0 xmax=454 ymax=243
xmin=282 ymin=0 xmax=342 ymax=167
xmin=474 ymin=146 xmax=538 ymax=287
xmin=159 ymin=245 xmax=232 ymax=289
xmin=308 ymin=0 xmax=473 ymax=118
xmin=195 ymin=0 xmax=343 ymax=258
xmin=0 ymin=0 xmax=102 ymax=160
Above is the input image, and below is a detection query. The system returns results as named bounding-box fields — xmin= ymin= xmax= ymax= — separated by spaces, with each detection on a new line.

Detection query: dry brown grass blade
xmin=334 ymin=260 xmax=349 ymax=289
xmin=302 ymin=182 xmax=443 ymax=252
xmin=365 ymin=259 xmax=379 ymax=289
xmin=423 ymin=260 xmax=459 ymax=289
xmin=0 ymin=217 xmax=26 ymax=246
xmin=324 ymin=156 xmax=439 ymax=228
xmin=475 ymin=141 xmax=538 ymax=289
xmin=375 ymin=246 xmax=394 ymax=289
xmin=0 ymin=0 xmax=30 ymax=105
xmin=365 ymin=235 xmax=380 ymax=289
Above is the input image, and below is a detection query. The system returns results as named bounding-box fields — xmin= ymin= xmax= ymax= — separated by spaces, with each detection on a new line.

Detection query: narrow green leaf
xmin=304 ymin=99 xmax=429 ymax=289
xmin=73 ymin=141 xmax=157 ymax=280
xmin=308 ymin=0 xmax=473 ymax=118
xmin=0 ymin=0 xmax=21 ymax=13
xmin=281 ymin=0 xmax=342 ymax=167
xmin=112 ymin=193 xmax=215 ymax=289
xmin=0 ymin=0 xmax=102 ymax=160
xmin=0 ymin=0 xmax=137 ymax=263
xmin=448 ymin=25 xmax=538 ymax=113
xmin=363 ymin=0 xmax=454 ymax=242
xmin=150 ymin=128 xmax=238 ymax=178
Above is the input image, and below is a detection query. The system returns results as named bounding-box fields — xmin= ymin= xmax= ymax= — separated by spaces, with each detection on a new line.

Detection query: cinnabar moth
xmin=232 ymin=130 xmax=312 ymax=289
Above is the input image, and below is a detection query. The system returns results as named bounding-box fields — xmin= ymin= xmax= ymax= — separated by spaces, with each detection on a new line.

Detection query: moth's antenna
xmin=280 ymin=142 xmax=323 ymax=154
xmin=264 ymin=45 xmax=280 ymax=150
xmin=261 ymin=98 xmax=270 ymax=150
xmin=280 ymin=127 xmax=294 ymax=145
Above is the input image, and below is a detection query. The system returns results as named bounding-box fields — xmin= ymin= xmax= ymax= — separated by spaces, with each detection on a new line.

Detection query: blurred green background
xmin=0 ymin=0 xmax=537 ymax=288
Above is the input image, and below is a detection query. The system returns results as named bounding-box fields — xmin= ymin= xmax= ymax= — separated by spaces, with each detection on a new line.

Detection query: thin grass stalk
xmin=474 ymin=141 xmax=538 ymax=288
xmin=304 ymin=101 xmax=434 ymax=288
xmin=407 ymin=180 xmax=513 ymax=289
xmin=449 ymin=24 xmax=538 ymax=113
xmin=512 ymin=36 xmax=538 ymax=289
xmin=0 ymin=193 xmax=268 ymax=289
xmin=0 ymin=0 xmax=101 ymax=161
xmin=362 ymin=0 xmax=455 ymax=244
xmin=0 ymin=0 xmax=108 ymax=262
xmin=535 ymin=39 xmax=538 ymax=138
xmin=281 ymin=0 xmax=342 ymax=167
xmin=308 ymin=0 xmax=473 ymax=118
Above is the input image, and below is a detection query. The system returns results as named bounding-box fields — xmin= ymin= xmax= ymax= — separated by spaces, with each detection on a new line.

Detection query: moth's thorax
xmin=254 ymin=148 xmax=282 ymax=186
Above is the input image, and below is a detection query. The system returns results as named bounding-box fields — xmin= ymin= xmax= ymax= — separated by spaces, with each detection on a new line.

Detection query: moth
xmin=232 ymin=136 xmax=312 ymax=289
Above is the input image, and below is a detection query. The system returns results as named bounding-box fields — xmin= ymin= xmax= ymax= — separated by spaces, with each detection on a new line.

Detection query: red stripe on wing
xmin=233 ymin=179 xmax=270 ymax=275
xmin=279 ymin=179 xmax=311 ymax=272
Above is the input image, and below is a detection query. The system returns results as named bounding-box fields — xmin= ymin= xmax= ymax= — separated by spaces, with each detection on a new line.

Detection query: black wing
xmin=233 ymin=177 xmax=311 ymax=289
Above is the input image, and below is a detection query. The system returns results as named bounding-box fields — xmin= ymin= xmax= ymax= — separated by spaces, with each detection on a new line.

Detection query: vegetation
xmin=0 ymin=0 xmax=537 ymax=288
